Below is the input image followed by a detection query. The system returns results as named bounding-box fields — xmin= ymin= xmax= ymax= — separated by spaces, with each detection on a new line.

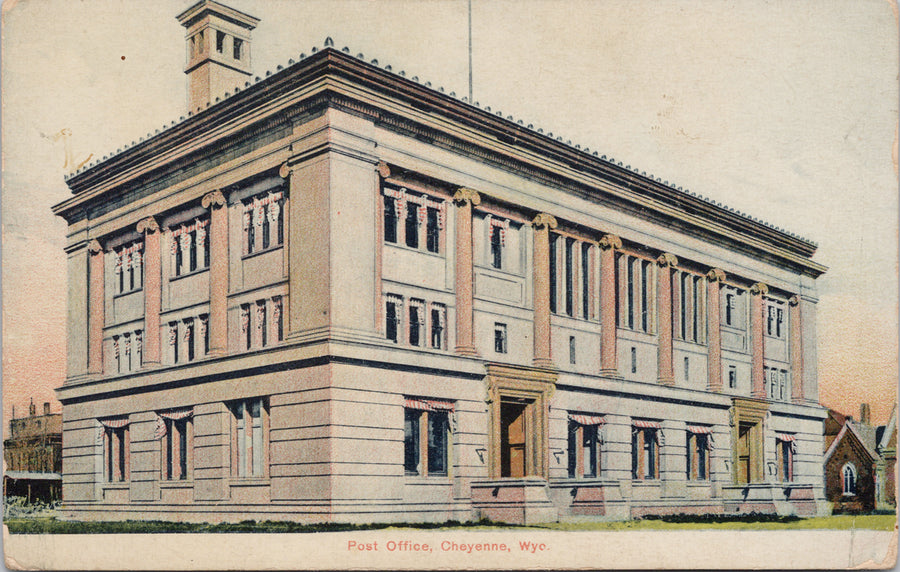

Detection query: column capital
xmin=750 ymin=282 xmax=769 ymax=296
xmin=599 ymin=233 xmax=622 ymax=250
xmin=453 ymin=187 xmax=481 ymax=207
xmin=656 ymin=252 xmax=678 ymax=268
xmin=136 ymin=216 xmax=159 ymax=235
xmin=201 ymin=190 xmax=227 ymax=209
xmin=376 ymin=161 xmax=391 ymax=178
xmin=87 ymin=239 xmax=103 ymax=254
xmin=706 ymin=268 xmax=727 ymax=283
xmin=788 ymin=294 xmax=801 ymax=306
xmin=531 ymin=213 xmax=558 ymax=230
xmin=278 ymin=161 xmax=293 ymax=179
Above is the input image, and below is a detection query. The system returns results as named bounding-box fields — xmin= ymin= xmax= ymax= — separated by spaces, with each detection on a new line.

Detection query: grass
xmin=4 ymin=513 xmax=895 ymax=534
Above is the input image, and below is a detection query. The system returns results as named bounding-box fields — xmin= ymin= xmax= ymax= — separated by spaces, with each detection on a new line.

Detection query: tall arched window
xmin=842 ymin=462 xmax=857 ymax=496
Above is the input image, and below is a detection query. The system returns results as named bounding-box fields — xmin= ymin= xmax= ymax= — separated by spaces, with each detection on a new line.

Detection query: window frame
xmin=776 ymin=436 xmax=794 ymax=483
xmin=101 ymin=421 xmax=130 ymax=483
xmin=160 ymin=413 xmax=193 ymax=482
xmin=403 ymin=402 xmax=452 ymax=478
xmin=631 ymin=425 xmax=660 ymax=480
xmin=242 ymin=192 xmax=285 ymax=256
xmin=494 ymin=322 xmax=508 ymax=354
xmin=568 ymin=420 xmax=602 ymax=479
xmin=686 ymin=430 xmax=711 ymax=481
xmin=230 ymin=397 xmax=269 ymax=479
xmin=842 ymin=462 xmax=857 ymax=496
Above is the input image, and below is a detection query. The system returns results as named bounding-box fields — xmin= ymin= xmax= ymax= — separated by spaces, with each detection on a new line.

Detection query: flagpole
xmin=468 ymin=0 xmax=473 ymax=102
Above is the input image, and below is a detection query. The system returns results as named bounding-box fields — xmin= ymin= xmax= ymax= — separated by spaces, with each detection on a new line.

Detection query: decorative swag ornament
xmin=242 ymin=192 xmax=283 ymax=230
xmin=485 ymin=214 xmax=510 ymax=246
xmin=114 ymin=242 xmax=144 ymax=276
xmin=383 ymin=187 xmax=445 ymax=228
xmin=153 ymin=408 xmax=194 ymax=440
xmin=170 ymin=218 xmax=210 ymax=255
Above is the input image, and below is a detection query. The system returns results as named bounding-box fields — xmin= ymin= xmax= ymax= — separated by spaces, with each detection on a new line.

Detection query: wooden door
xmin=737 ymin=422 xmax=752 ymax=484
xmin=501 ymin=402 xmax=528 ymax=478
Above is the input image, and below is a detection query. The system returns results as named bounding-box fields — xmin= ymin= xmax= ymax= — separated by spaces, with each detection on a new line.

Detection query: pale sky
xmin=2 ymin=0 xmax=897 ymax=432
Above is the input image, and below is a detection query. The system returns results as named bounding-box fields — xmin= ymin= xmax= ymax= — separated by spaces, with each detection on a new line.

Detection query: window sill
xmin=674 ymin=338 xmax=709 ymax=348
xmin=159 ymin=479 xmax=193 ymax=489
xmin=113 ymin=288 xmax=143 ymax=300
xmin=101 ymin=482 xmax=129 ymax=490
xmin=404 ymin=475 xmax=451 ymax=482
xmin=631 ymin=479 xmax=661 ymax=485
xmin=474 ymin=264 xmax=525 ymax=279
xmin=242 ymin=245 xmax=284 ymax=261
xmin=384 ymin=241 xmax=445 ymax=259
xmin=229 ymin=477 xmax=270 ymax=487
xmin=170 ymin=266 xmax=209 ymax=282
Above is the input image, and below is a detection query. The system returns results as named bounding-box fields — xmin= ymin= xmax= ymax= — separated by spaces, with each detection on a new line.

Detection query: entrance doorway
xmin=737 ymin=422 xmax=753 ymax=484
xmin=500 ymin=401 xmax=529 ymax=477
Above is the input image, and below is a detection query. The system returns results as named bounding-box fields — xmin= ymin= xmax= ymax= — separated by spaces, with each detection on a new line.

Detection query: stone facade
xmin=53 ymin=1 xmax=829 ymax=524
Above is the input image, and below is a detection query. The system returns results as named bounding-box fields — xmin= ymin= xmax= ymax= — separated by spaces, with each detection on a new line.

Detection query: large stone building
xmin=53 ymin=1 xmax=829 ymax=523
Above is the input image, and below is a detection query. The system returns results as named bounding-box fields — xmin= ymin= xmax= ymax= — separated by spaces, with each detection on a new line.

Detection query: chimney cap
xmin=177 ymin=0 xmax=259 ymax=30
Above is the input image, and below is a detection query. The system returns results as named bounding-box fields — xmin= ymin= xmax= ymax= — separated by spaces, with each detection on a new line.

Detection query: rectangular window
xmin=274 ymin=299 xmax=284 ymax=342
xmin=430 ymin=305 xmax=445 ymax=350
xmin=199 ymin=317 xmax=209 ymax=355
xmin=767 ymin=306 xmax=775 ymax=336
xmin=692 ymin=276 xmax=701 ymax=342
xmin=564 ymin=238 xmax=574 ymax=316
xmin=244 ymin=193 xmax=285 ymax=255
xmin=232 ymin=37 xmax=242 ymax=60
xmin=216 ymin=30 xmax=225 ymax=53
xmin=728 ymin=366 xmax=737 ymax=389
xmin=725 ymin=293 xmax=734 ymax=326
xmin=383 ymin=196 xmax=398 ymax=244
xmin=626 ymin=260 xmax=635 ymax=330
xmin=549 ymin=235 xmax=558 ymax=314
xmin=630 ymin=346 xmax=637 ymax=374
xmin=185 ymin=319 xmax=195 ymax=362
xmin=490 ymin=225 xmax=503 ymax=269
xmin=683 ymin=356 xmax=690 ymax=381
xmin=241 ymin=304 xmax=251 ymax=350
xmin=101 ymin=421 xmax=129 ymax=483
xmin=631 ymin=426 xmax=659 ymax=480
xmin=404 ymin=406 xmax=451 ymax=477
xmin=385 ymin=298 xmax=400 ymax=343
xmin=405 ymin=203 xmax=419 ymax=249
xmin=686 ymin=431 xmax=710 ymax=480
xmin=114 ymin=242 xmax=143 ymax=294
xmin=776 ymin=436 xmax=794 ymax=482
xmin=161 ymin=414 xmax=192 ymax=481
xmin=640 ymin=260 xmax=650 ymax=332
xmin=231 ymin=398 xmax=267 ymax=478
xmin=409 ymin=301 xmax=423 ymax=347
xmin=494 ymin=323 xmax=508 ymax=354
xmin=681 ymin=273 xmax=689 ymax=340
xmin=569 ymin=336 xmax=576 ymax=365
xmin=257 ymin=302 xmax=268 ymax=348
xmin=776 ymin=308 xmax=784 ymax=338
xmin=568 ymin=421 xmax=601 ymax=478
xmin=581 ymin=243 xmax=590 ymax=319
xmin=426 ymin=207 xmax=440 ymax=253
xmin=169 ymin=322 xmax=179 ymax=364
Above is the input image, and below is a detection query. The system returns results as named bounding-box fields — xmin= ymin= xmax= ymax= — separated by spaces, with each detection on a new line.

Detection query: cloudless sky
xmin=2 ymin=0 xmax=897 ymax=434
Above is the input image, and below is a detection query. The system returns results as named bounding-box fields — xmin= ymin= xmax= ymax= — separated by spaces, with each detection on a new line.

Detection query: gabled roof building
xmin=53 ymin=1 xmax=829 ymax=523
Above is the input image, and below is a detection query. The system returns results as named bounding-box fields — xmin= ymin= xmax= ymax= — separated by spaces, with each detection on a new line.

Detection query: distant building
xmin=823 ymin=408 xmax=877 ymax=513
xmin=53 ymin=0 xmax=829 ymax=523
xmin=4 ymin=401 xmax=63 ymax=502
xmin=874 ymin=404 xmax=897 ymax=510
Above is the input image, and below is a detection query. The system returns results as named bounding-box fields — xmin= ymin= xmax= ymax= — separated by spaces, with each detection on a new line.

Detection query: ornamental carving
xmin=706 ymin=268 xmax=727 ymax=283
xmin=656 ymin=252 xmax=678 ymax=268
xmin=598 ymin=233 xmax=622 ymax=250
xmin=789 ymin=295 xmax=801 ymax=307
xmin=136 ymin=216 xmax=159 ymax=235
xmin=376 ymin=161 xmax=391 ymax=178
xmin=531 ymin=213 xmax=558 ymax=230
xmin=201 ymin=189 xmax=227 ymax=209
xmin=87 ymin=239 xmax=103 ymax=254
xmin=750 ymin=282 xmax=769 ymax=296
xmin=278 ymin=162 xmax=293 ymax=179
xmin=453 ymin=187 xmax=481 ymax=207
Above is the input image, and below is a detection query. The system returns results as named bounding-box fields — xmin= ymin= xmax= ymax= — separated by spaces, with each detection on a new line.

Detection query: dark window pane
xmin=427 ymin=412 xmax=448 ymax=475
xmin=405 ymin=204 xmax=418 ymax=248
xmin=490 ymin=226 xmax=502 ymax=269
xmin=567 ymin=423 xmax=577 ymax=478
xmin=384 ymin=197 xmax=397 ymax=243
xmin=386 ymin=302 xmax=397 ymax=342
xmin=409 ymin=306 xmax=420 ymax=346
xmin=404 ymin=410 xmax=420 ymax=475
xmin=426 ymin=207 xmax=439 ymax=253
xmin=549 ymin=235 xmax=557 ymax=314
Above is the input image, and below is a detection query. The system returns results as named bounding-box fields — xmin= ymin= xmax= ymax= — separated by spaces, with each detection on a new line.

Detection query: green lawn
xmin=4 ymin=514 xmax=895 ymax=534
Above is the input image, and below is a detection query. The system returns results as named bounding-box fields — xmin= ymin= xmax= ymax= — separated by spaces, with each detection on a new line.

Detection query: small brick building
xmin=823 ymin=409 xmax=876 ymax=513
xmin=4 ymin=401 xmax=63 ymax=502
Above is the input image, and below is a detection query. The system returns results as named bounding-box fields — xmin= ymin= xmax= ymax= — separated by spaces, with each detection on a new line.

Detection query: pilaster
xmin=789 ymin=295 xmax=804 ymax=403
xmin=706 ymin=268 xmax=726 ymax=393
xmin=137 ymin=216 xmax=161 ymax=365
xmin=202 ymin=190 xmax=229 ymax=357
xmin=750 ymin=282 xmax=768 ymax=399
xmin=532 ymin=213 xmax=557 ymax=368
xmin=87 ymin=239 xmax=105 ymax=375
xmin=656 ymin=253 xmax=678 ymax=386
xmin=453 ymin=188 xmax=480 ymax=357
xmin=599 ymin=234 xmax=622 ymax=376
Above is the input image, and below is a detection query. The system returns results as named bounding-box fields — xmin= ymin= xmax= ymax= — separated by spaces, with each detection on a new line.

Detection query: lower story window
xmin=631 ymin=422 xmax=660 ymax=480
xmin=230 ymin=398 xmax=268 ymax=478
xmin=100 ymin=418 xmax=130 ymax=483
xmin=776 ymin=434 xmax=795 ymax=482
xmin=842 ymin=462 xmax=857 ymax=495
xmin=686 ymin=427 xmax=712 ymax=480
xmin=494 ymin=322 xmax=508 ymax=354
xmin=404 ymin=398 xmax=453 ymax=477
xmin=567 ymin=414 xmax=604 ymax=478
xmin=156 ymin=409 xmax=194 ymax=481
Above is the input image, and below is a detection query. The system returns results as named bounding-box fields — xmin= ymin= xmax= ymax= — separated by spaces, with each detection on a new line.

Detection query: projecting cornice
xmin=54 ymin=48 xmax=825 ymax=277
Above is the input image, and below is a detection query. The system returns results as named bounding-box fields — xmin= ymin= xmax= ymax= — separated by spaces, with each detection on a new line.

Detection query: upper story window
xmin=170 ymin=218 xmax=209 ymax=277
xmin=216 ymin=30 xmax=226 ymax=53
xmin=486 ymin=215 xmax=510 ymax=270
xmin=243 ymin=191 xmax=285 ymax=255
xmin=766 ymin=300 xmax=785 ymax=338
xmin=765 ymin=367 xmax=789 ymax=401
xmin=494 ymin=322 xmax=508 ymax=354
xmin=676 ymin=271 xmax=706 ymax=344
xmin=383 ymin=187 xmax=445 ymax=254
xmin=722 ymin=287 xmax=747 ymax=329
xmin=384 ymin=294 xmax=446 ymax=351
xmin=113 ymin=330 xmax=142 ymax=373
xmin=233 ymin=38 xmax=243 ymax=60
xmin=114 ymin=241 xmax=143 ymax=294
xmin=617 ymin=254 xmax=654 ymax=333
xmin=240 ymin=297 xmax=283 ymax=351
xmin=550 ymin=235 xmax=595 ymax=320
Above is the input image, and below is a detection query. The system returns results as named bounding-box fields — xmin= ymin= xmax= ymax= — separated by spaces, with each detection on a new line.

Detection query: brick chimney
xmin=43 ymin=402 xmax=51 ymax=416
xmin=29 ymin=399 xmax=36 ymax=417
xmin=176 ymin=0 xmax=259 ymax=113
xmin=860 ymin=403 xmax=871 ymax=425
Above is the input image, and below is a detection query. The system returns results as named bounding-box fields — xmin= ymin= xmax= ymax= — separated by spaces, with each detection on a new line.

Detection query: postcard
xmin=2 ymin=0 xmax=897 ymax=569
